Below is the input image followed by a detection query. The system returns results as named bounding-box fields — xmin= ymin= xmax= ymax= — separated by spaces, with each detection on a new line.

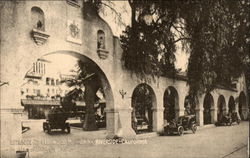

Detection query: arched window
xmin=97 ymin=30 xmax=105 ymax=49
xmin=56 ymin=79 xmax=60 ymax=85
xmin=31 ymin=7 xmax=45 ymax=31
xmin=46 ymin=78 xmax=50 ymax=85
xmin=51 ymin=79 xmax=55 ymax=86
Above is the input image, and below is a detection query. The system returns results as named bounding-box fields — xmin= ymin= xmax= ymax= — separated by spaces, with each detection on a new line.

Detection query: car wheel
xmin=66 ymin=125 xmax=70 ymax=134
xmin=229 ymin=119 xmax=232 ymax=126
xmin=166 ymin=128 xmax=171 ymax=135
xmin=47 ymin=125 xmax=51 ymax=134
xmin=178 ymin=126 xmax=184 ymax=136
xmin=237 ymin=119 xmax=240 ymax=125
xmin=43 ymin=123 xmax=47 ymax=132
xmin=191 ymin=124 xmax=197 ymax=134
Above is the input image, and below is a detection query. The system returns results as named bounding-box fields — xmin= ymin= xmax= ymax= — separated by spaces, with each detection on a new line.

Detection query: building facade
xmin=21 ymin=58 xmax=72 ymax=119
xmin=0 ymin=1 xmax=249 ymax=157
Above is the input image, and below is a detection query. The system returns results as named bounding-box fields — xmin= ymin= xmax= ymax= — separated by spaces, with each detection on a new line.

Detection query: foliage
xmin=120 ymin=0 xmax=249 ymax=105
xmin=89 ymin=0 xmax=249 ymax=106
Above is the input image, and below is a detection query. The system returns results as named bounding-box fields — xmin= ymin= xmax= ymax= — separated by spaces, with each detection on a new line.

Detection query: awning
xmin=21 ymin=99 xmax=60 ymax=106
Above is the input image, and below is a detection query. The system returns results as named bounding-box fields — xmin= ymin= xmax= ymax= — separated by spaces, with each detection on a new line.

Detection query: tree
xmin=108 ymin=0 xmax=250 ymax=105
xmin=88 ymin=0 xmax=249 ymax=108
xmin=62 ymin=60 xmax=102 ymax=131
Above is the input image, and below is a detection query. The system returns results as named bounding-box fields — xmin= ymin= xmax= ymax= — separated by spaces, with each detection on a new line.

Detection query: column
xmin=195 ymin=107 xmax=204 ymax=126
xmin=211 ymin=107 xmax=217 ymax=124
xmin=117 ymin=108 xmax=136 ymax=138
xmin=105 ymin=108 xmax=119 ymax=139
xmin=152 ymin=107 xmax=164 ymax=133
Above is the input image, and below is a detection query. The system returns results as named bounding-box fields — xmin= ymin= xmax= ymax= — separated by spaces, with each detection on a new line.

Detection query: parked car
xmin=216 ymin=112 xmax=240 ymax=126
xmin=164 ymin=115 xmax=197 ymax=136
xmin=43 ymin=107 xmax=70 ymax=134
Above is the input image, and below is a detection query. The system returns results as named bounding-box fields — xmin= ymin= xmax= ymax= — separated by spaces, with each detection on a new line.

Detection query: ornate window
xmin=31 ymin=7 xmax=49 ymax=45
xmin=97 ymin=30 xmax=105 ymax=49
xmin=31 ymin=7 xmax=45 ymax=31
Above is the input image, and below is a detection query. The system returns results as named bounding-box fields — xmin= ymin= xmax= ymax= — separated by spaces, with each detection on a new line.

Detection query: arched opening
xmin=21 ymin=52 xmax=114 ymax=133
xmin=97 ymin=30 xmax=105 ymax=49
xmin=217 ymin=95 xmax=226 ymax=122
xmin=228 ymin=96 xmax=236 ymax=114
xmin=131 ymin=83 xmax=155 ymax=134
xmin=163 ymin=86 xmax=179 ymax=123
xmin=31 ymin=7 xmax=45 ymax=31
xmin=203 ymin=93 xmax=214 ymax=125
xmin=239 ymin=92 xmax=247 ymax=120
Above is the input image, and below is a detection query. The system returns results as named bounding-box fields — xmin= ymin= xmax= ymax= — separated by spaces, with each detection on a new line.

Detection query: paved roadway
xmin=15 ymin=120 xmax=249 ymax=158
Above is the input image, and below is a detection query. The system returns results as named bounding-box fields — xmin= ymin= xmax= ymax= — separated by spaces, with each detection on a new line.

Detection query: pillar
xmin=117 ymin=108 xmax=136 ymax=138
xmin=105 ymin=108 xmax=119 ymax=139
xmin=195 ymin=107 xmax=204 ymax=126
xmin=152 ymin=107 xmax=164 ymax=133
xmin=211 ymin=107 xmax=217 ymax=124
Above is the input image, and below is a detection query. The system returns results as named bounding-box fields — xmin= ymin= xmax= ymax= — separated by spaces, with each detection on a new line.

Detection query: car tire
xmin=229 ymin=119 xmax=232 ymax=126
xmin=191 ymin=124 xmax=197 ymax=134
xmin=237 ymin=119 xmax=240 ymax=125
xmin=43 ymin=123 xmax=47 ymax=132
xmin=66 ymin=124 xmax=70 ymax=134
xmin=47 ymin=125 xmax=51 ymax=134
xmin=177 ymin=126 xmax=184 ymax=136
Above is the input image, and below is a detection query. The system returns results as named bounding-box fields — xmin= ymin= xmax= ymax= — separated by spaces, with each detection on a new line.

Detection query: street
xmin=16 ymin=121 xmax=249 ymax=158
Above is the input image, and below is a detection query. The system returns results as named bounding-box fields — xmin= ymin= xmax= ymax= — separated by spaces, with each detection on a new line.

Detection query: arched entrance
xmin=217 ymin=95 xmax=226 ymax=122
xmin=203 ymin=93 xmax=214 ymax=125
xmin=228 ymin=96 xmax=236 ymax=114
xmin=21 ymin=52 xmax=114 ymax=132
xmin=163 ymin=86 xmax=179 ymax=122
xmin=131 ymin=83 xmax=156 ymax=134
xmin=239 ymin=92 xmax=247 ymax=120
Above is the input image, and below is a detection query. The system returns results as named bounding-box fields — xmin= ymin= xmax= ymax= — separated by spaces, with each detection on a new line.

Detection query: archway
xmin=228 ymin=96 xmax=236 ymax=114
xmin=203 ymin=93 xmax=214 ymax=125
xmin=21 ymin=51 xmax=114 ymax=132
xmin=217 ymin=95 xmax=226 ymax=122
xmin=131 ymin=83 xmax=156 ymax=134
xmin=163 ymin=86 xmax=179 ymax=122
xmin=239 ymin=92 xmax=247 ymax=120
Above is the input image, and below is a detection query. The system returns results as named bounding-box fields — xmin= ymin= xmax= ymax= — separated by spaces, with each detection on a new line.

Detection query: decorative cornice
xmin=31 ymin=29 xmax=50 ymax=45
xmin=97 ymin=49 xmax=109 ymax=59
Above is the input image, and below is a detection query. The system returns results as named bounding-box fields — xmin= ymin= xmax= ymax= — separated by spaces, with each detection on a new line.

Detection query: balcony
xmin=31 ymin=29 xmax=50 ymax=45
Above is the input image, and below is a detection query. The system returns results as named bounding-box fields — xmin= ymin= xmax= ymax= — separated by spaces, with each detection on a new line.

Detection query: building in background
xmin=21 ymin=58 xmax=72 ymax=119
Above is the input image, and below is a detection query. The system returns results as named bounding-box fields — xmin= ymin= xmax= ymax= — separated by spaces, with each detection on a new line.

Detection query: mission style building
xmin=0 ymin=0 xmax=249 ymax=157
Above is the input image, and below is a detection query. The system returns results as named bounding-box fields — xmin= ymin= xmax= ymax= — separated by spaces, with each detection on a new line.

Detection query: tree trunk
xmin=82 ymin=77 xmax=100 ymax=131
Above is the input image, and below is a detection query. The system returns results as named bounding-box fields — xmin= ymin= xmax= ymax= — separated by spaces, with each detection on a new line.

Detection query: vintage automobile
xmin=216 ymin=112 xmax=240 ymax=126
xmin=43 ymin=107 xmax=70 ymax=134
xmin=164 ymin=115 xmax=197 ymax=136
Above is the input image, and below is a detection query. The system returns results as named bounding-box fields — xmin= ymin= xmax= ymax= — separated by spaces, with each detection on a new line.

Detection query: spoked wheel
xmin=177 ymin=126 xmax=184 ymax=136
xmin=61 ymin=128 xmax=65 ymax=132
xmin=165 ymin=127 xmax=171 ymax=135
xmin=66 ymin=124 xmax=71 ymax=134
xmin=191 ymin=124 xmax=197 ymax=134
xmin=237 ymin=119 xmax=240 ymax=125
xmin=47 ymin=124 xmax=51 ymax=134
xmin=43 ymin=123 xmax=47 ymax=132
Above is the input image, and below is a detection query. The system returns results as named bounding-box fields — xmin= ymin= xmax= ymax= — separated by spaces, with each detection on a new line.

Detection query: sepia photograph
xmin=0 ymin=0 xmax=249 ymax=158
